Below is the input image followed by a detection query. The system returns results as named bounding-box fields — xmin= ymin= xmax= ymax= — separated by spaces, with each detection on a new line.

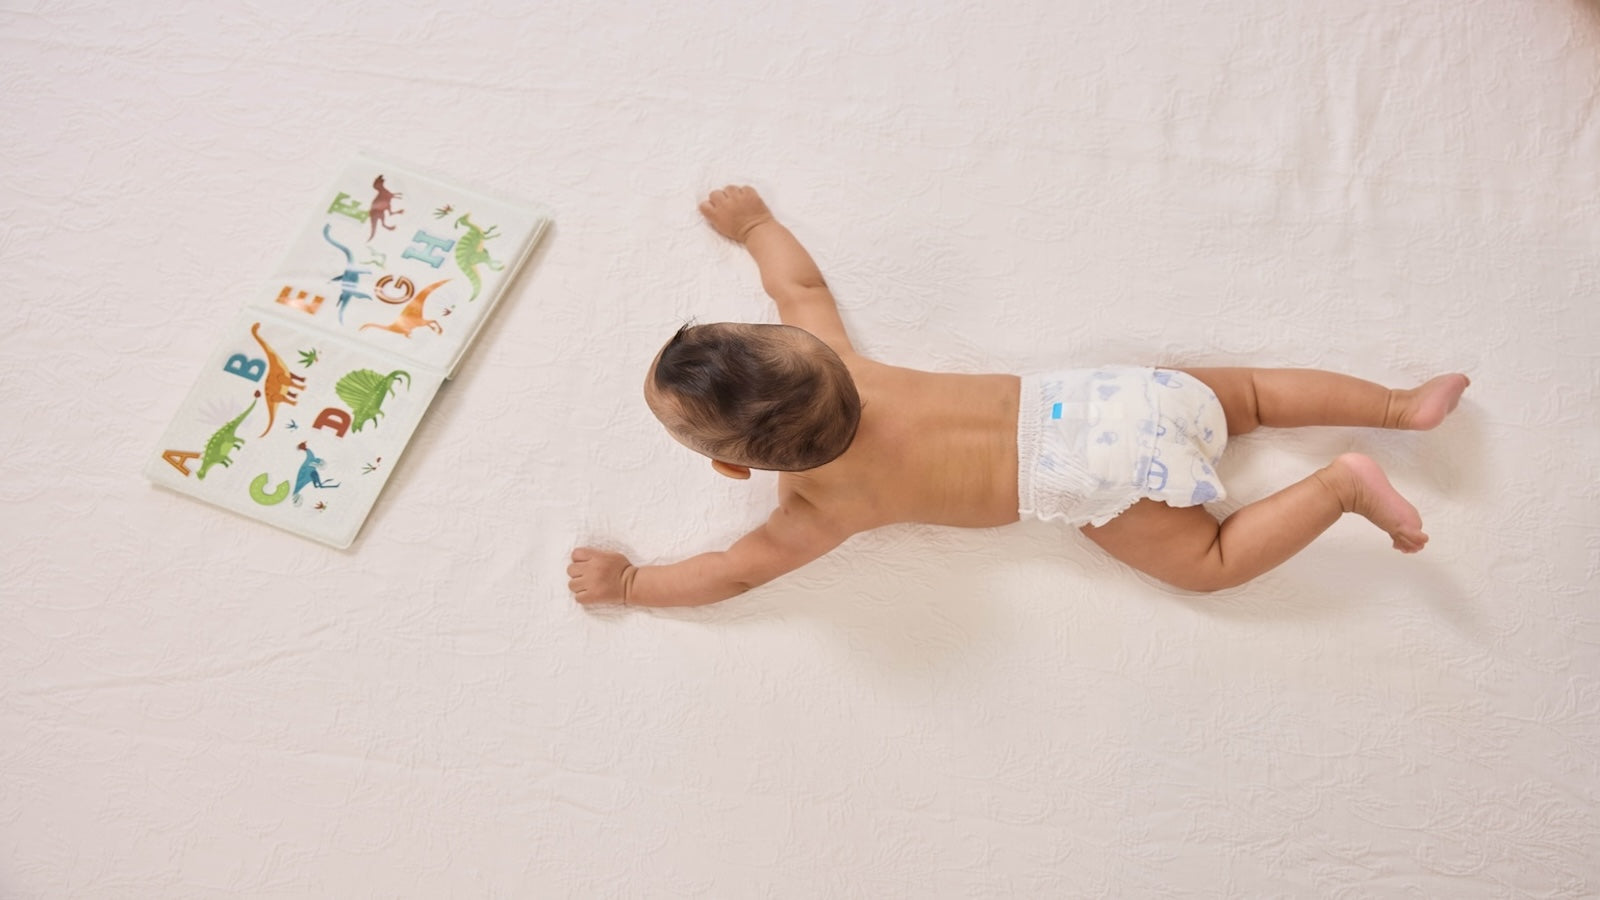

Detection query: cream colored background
xmin=3 ymin=1 xmax=1597 ymax=896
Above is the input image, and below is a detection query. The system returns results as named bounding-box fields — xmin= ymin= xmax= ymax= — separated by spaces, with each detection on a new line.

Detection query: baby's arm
xmin=569 ymin=499 xmax=844 ymax=607
xmin=699 ymin=186 xmax=854 ymax=353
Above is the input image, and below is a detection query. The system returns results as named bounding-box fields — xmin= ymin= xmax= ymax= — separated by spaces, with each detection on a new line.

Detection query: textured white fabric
xmin=4 ymin=0 xmax=1599 ymax=897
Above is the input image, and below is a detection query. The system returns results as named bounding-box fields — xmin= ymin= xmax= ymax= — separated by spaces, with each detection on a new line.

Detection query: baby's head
xmin=645 ymin=323 xmax=861 ymax=474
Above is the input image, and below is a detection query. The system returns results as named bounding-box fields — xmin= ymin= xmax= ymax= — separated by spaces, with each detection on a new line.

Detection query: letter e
xmin=328 ymin=192 xmax=369 ymax=222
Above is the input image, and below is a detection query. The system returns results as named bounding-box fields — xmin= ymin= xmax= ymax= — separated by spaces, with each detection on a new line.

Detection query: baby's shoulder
xmin=777 ymin=470 xmax=888 ymax=538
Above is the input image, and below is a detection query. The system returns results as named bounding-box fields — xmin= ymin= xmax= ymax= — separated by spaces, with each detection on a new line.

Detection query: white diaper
xmin=1017 ymin=367 xmax=1229 ymax=527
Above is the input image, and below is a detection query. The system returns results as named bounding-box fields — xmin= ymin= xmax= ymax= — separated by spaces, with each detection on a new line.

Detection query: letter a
xmin=162 ymin=449 xmax=200 ymax=476
xmin=401 ymin=230 xmax=455 ymax=269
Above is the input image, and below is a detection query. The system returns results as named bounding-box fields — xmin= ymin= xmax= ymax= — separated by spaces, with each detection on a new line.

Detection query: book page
xmin=146 ymin=312 xmax=444 ymax=548
xmin=250 ymin=155 xmax=549 ymax=376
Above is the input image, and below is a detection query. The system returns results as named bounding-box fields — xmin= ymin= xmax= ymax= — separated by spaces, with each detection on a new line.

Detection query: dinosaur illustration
xmin=250 ymin=322 xmax=306 ymax=437
xmin=322 ymin=224 xmax=373 ymax=323
xmin=197 ymin=395 xmax=258 ymax=480
xmin=368 ymin=175 xmax=403 ymax=240
xmin=335 ymin=369 xmax=411 ymax=432
xmin=359 ymin=279 xmax=449 ymax=338
xmin=291 ymin=441 xmax=340 ymax=506
xmin=453 ymin=213 xmax=504 ymax=301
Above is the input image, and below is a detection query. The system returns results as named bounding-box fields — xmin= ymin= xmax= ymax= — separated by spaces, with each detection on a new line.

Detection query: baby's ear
xmin=711 ymin=460 xmax=752 ymax=480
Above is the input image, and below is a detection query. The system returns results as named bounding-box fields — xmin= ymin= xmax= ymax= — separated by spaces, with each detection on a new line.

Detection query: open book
xmin=146 ymin=155 xmax=550 ymax=547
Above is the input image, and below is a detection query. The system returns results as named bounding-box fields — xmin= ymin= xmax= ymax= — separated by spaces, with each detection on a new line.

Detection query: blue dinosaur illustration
xmin=322 ymin=224 xmax=372 ymax=323
xmin=291 ymin=441 xmax=340 ymax=506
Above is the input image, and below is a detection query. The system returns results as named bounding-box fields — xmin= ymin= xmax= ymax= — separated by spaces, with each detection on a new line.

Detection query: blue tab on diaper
xmin=1051 ymin=402 xmax=1062 ymax=419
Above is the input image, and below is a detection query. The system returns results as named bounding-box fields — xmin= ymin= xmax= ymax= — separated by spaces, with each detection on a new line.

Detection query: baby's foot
xmin=1393 ymin=374 xmax=1470 ymax=430
xmin=1325 ymin=453 xmax=1428 ymax=553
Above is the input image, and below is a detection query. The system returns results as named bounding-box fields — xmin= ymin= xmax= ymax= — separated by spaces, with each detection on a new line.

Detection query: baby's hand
xmin=699 ymin=185 xmax=774 ymax=243
xmin=568 ymin=547 xmax=634 ymax=605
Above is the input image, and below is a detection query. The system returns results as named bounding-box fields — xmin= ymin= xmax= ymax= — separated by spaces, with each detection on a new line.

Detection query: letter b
xmin=224 ymin=354 xmax=266 ymax=382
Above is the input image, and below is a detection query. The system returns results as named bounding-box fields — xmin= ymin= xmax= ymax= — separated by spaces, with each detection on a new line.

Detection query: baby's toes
xmin=1392 ymin=530 xmax=1428 ymax=553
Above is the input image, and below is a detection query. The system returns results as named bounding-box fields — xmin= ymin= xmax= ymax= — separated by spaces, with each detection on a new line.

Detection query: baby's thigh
xmin=1177 ymin=367 xmax=1260 ymax=436
xmin=1079 ymin=500 xmax=1223 ymax=592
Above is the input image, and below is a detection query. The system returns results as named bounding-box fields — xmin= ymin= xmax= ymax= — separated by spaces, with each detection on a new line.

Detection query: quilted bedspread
xmin=3 ymin=0 xmax=1597 ymax=896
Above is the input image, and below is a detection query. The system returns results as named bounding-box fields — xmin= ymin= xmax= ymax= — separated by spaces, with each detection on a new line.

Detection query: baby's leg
xmin=1181 ymin=368 xmax=1469 ymax=435
xmin=1081 ymin=453 xmax=1425 ymax=592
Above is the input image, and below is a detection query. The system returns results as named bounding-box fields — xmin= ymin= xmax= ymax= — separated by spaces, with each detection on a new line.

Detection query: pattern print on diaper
xmin=1145 ymin=455 xmax=1170 ymax=490
xmin=1133 ymin=370 xmax=1227 ymax=508
xmin=1025 ymin=367 xmax=1230 ymax=527
xmin=1040 ymin=379 xmax=1067 ymax=479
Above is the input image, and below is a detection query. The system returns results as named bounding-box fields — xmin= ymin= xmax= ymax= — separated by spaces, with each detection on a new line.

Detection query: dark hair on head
xmin=650 ymin=322 xmax=862 ymax=471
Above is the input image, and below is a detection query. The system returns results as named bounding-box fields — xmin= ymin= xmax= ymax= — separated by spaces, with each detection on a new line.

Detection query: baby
xmin=569 ymin=186 xmax=1470 ymax=607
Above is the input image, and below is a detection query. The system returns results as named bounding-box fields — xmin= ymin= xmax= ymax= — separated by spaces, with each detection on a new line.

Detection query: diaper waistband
xmin=1016 ymin=372 xmax=1102 ymax=519
xmin=1016 ymin=373 xmax=1042 ymax=518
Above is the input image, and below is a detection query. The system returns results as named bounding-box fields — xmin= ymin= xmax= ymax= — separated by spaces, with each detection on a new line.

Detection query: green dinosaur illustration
xmin=197 ymin=396 xmax=257 ymax=480
xmin=335 ymin=369 xmax=410 ymax=432
xmin=453 ymin=213 xmax=504 ymax=301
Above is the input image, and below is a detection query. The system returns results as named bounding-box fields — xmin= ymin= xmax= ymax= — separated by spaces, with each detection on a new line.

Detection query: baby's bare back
xmin=783 ymin=358 xmax=1022 ymax=533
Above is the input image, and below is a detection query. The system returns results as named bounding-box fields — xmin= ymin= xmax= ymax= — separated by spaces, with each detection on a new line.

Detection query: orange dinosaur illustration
xmin=250 ymin=322 xmax=306 ymax=437
xmin=359 ymin=279 xmax=449 ymax=338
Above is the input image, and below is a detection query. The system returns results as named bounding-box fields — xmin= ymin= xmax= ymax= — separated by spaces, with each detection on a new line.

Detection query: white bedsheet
xmin=4 ymin=0 xmax=1598 ymax=896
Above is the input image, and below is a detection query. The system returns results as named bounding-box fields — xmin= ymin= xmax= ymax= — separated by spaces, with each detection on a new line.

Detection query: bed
xmin=3 ymin=0 xmax=1597 ymax=895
